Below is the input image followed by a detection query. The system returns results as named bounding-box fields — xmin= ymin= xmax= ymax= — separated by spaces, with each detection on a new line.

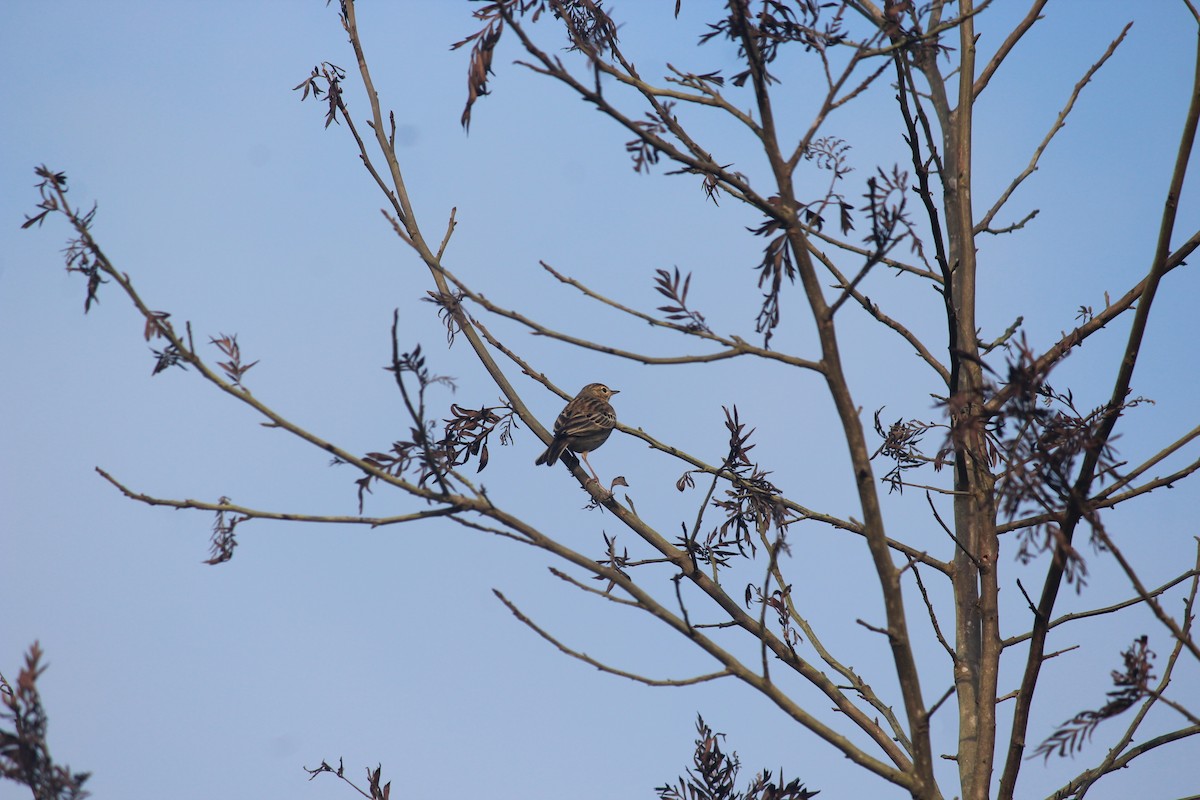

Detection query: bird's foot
xmin=584 ymin=476 xmax=614 ymax=499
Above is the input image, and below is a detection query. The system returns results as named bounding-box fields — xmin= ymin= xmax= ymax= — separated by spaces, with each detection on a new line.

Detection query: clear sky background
xmin=2 ymin=3 xmax=1199 ymax=799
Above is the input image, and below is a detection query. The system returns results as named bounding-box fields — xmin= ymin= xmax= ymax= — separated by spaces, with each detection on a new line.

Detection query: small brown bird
xmin=535 ymin=383 xmax=620 ymax=484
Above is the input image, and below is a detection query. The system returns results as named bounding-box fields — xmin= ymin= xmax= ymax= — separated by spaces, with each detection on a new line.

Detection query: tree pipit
xmin=535 ymin=383 xmax=619 ymax=486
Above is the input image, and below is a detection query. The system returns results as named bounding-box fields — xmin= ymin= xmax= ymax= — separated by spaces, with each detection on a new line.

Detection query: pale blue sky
xmin=3 ymin=3 xmax=1199 ymax=799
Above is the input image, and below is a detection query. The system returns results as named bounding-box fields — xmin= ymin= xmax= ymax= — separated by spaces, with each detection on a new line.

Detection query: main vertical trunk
xmin=940 ymin=6 xmax=1001 ymax=799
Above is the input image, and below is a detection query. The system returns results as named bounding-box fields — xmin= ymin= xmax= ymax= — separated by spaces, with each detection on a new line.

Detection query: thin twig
xmin=494 ymin=590 xmax=732 ymax=687
xmin=976 ymin=23 xmax=1132 ymax=234
xmin=1002 ymin=568 xmax=1200 ymax=648
xmin=96 ymin=468 xmax=462 ymax=527
xmin=913 ymin=564 xmax=956 ymax=662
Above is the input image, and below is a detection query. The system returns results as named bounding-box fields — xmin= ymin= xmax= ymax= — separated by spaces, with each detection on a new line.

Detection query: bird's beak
xmin=610 ymin=389 xmax=620 ymax=395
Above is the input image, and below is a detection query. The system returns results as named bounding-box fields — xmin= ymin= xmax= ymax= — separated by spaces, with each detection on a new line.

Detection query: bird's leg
xmin=580 ymin=451 xmax=604 ymax=487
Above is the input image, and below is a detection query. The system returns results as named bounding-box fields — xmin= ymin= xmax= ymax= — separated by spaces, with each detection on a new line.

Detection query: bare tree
xmin=20 ymin=2 xmax=1200 ymax=799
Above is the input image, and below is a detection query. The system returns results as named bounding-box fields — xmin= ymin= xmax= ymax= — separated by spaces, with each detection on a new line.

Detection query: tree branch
xmin=95 ymin=468 xmax=463 ymax=527
xmin=972 ymin=0 xmax=1049 ymax=99
xmin=999 ymin=27 xmax=1200 ymax=795
xmin=976 ymin=23 xmax=1131 ymax=234
xmin=494 ymin=590 xmax=732 ymax=687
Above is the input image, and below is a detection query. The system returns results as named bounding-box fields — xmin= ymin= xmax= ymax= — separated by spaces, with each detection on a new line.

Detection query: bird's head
xmin=580 ymin=382 xmax=618 ymax=399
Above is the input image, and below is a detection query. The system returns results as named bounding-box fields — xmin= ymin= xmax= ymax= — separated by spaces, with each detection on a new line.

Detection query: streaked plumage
xmin=535 ymin=383 xmax=619 ymax=483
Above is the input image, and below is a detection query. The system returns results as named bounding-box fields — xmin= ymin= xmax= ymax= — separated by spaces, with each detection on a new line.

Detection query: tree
xmin=1 ymin=644 xmax=90 ymax=800
xmin=11 ymin=2 xmax=1200 ymax=799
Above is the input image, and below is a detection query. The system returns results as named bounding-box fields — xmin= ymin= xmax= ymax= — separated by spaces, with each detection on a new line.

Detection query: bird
xmin=535 ymin=383 xmax=619 ymax=485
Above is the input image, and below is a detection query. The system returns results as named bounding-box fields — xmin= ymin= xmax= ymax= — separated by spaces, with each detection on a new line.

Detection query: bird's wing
xmin=554 ymin=404 xmax=614 ymax=436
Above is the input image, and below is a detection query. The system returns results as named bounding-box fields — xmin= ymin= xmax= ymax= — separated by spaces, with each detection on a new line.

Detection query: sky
xmin=2 ymin=3 xmax=1199 ymax=799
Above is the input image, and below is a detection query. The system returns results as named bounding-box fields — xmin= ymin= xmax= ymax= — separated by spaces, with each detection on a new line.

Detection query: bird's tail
xmin=535 ymin=439 xmax=566 ymax=466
